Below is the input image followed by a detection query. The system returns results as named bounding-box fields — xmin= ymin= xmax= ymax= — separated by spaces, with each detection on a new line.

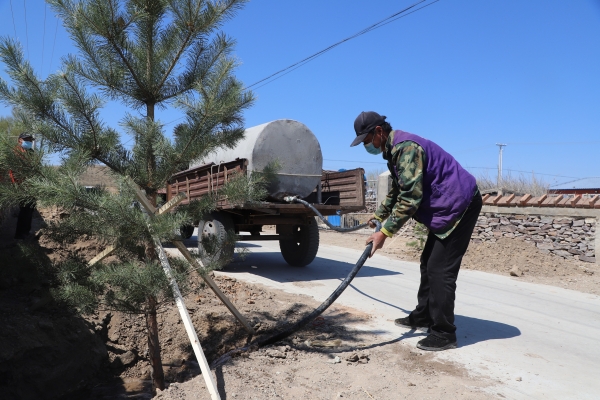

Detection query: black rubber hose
xmin=284 ymin=196 xmax=372 ymax=233
xmin=257 ymin=199 xmax=381 ymax=347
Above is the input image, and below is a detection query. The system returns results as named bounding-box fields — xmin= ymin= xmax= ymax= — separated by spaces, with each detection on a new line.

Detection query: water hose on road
xmin=211 ymin=197 xmax=382 ymax=366
xmin=257 ymin=197 xmax=381 ymax=347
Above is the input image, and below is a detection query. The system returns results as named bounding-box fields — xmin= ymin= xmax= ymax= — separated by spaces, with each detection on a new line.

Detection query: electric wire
xmin=22 ymin=0 xmax=30 ymax=59
xmin=549 ymin=177 xmax=600 ymax=188
xmin=246 ymin=0 xmax=440 ymax=91
xmin=9 ymin=0 xmax=18 ymax=38
xmin=161 ymin=1 xmax=440 ymax=128
xmin=324 ymin=158 xmax=387 ymax=165
xmin=49 ymin=19 xmax=59 ymax=73
xmin=464 ymin=166 xmax=581 ymax=180
xmin=41 ymin=3 xmax=47 ymax=73
xmin=507 ymin=141 xmax=600 ymax=146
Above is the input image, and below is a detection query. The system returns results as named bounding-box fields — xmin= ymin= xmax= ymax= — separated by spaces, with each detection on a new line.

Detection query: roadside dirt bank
xmin=317 ymin=229 xmax=600 ymax=295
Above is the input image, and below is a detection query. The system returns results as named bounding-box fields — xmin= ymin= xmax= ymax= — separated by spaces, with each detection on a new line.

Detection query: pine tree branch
xmin=61 ymin=74 xmax=99 ymax=153
xmin=97 ymin=0 xmax=146 ymax=96
xmin=156 ymin=31 xmax=193 ymax=91
xmin=160 ymin=35 xmax=231 ymax=102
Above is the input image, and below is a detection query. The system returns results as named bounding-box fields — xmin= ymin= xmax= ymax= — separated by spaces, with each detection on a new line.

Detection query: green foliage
xmin=53 ymin=258 xmax=191 ymax=315
xmin=0 ymin=0 xmax=254 ymax=320
xmin=0 ymin=115 xmax=26 ymax=141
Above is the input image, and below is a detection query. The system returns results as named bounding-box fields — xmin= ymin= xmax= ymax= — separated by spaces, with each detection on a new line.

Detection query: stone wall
xmin=473 ymin=213 xmax=596 ymax=263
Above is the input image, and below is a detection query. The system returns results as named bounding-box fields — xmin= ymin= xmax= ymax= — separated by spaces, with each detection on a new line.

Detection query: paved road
xmin=178 ymin=233 xmax=600 ymax=399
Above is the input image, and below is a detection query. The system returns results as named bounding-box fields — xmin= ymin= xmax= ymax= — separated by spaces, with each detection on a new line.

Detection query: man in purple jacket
xmin=351 ymin=111 xmax=482 ymax=351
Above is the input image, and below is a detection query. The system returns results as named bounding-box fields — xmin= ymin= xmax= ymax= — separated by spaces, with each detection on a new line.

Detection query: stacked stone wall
xmin=473 ymin=213 xmax=596 ymax=263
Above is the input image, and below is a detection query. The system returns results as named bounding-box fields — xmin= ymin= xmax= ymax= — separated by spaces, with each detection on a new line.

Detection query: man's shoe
xmin=394 ymin=316 xmax=429 ymax=333
xmin=416 ymin=335 xmax=457 ymax=351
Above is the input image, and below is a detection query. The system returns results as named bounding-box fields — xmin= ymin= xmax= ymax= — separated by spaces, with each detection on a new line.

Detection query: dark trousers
xmin=409 ymin=192 xmax=482 ymax=341
xmin=15 ymin=202 xmax=35 ymax=238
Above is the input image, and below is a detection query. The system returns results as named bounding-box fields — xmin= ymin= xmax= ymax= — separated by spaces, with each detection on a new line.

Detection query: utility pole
xmin=496 ymin=143 xmax=507 ymax=188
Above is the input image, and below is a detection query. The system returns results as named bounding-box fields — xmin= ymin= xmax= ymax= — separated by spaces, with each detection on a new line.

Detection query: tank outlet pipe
xmin=283 ymin=196 xmax=372 ymax=233
xmin=257 ymin=197 xmax=381 ymax=347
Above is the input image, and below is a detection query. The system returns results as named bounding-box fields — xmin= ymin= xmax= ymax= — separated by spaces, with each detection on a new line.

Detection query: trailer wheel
xmin=198 ymin=212 xmax=235 ymax=267
xmin=279 ymin=223 xmax=319 ymax=267
xmin=179 ymin=224 xmax=195 ymax=240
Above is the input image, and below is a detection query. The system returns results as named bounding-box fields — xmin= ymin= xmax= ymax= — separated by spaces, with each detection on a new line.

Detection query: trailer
xmin=166 ymin=159 xmax=365 ymax=267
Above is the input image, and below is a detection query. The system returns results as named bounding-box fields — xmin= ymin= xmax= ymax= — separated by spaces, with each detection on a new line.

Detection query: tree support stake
xmin=132 ymin=187 xmax=220 ymax=400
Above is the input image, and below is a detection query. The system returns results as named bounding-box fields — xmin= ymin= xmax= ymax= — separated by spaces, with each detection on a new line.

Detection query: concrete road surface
xmin=176 ymin=233 xmax=600 ymax=399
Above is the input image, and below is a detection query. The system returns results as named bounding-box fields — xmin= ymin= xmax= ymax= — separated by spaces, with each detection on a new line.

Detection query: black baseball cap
xmin=18 ymin=133 xmax=34 ymax=140
xmin=350 ymin=111 xmax=386 ymax=147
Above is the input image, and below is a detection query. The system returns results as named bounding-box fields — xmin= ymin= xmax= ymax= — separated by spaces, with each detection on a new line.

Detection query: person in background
xmin=10 ymin=133 xmax=36 ymax=240
xmin=350 ymin=111 xmax=482 ymax=351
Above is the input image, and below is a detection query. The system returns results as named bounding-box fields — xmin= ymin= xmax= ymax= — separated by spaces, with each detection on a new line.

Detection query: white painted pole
xmin=496 ymin=143 xmax=507 ymax=187
xmin=133 ymin=187 xmax=220 ymax=400
xmin=149 ymin=233 xmax=221 ymax=400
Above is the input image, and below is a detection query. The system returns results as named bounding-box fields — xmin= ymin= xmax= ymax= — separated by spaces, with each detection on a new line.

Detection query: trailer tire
xmin=279 ymin=222 xmax=319 ymax=267
xmin=179 ymin=224 xmax=195 ymax=240
xmin=198 ymin=212 xmax=235 ymax=267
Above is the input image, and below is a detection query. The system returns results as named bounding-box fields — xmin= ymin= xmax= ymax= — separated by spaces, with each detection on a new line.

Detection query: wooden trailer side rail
xmin=167 ymin=160 xmax=366 ymax=213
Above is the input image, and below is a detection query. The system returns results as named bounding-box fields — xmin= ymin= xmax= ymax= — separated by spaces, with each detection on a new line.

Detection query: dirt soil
xmin=4 ymin=209 xmax=596 ymax=399
xmin=101 ymin=277 xmax=493 ymax=400
xmin=317 ymin=229 xmax=600 ymax=295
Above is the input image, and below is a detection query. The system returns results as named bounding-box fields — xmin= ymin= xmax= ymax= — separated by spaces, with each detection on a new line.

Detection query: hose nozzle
xmin=283 ymin=196 xmax=298 ymax=203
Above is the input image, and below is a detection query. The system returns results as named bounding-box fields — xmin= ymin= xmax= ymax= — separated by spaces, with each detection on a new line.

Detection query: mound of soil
xmin=318 ymin=230 xmax=600 ymax=295
xmin=0 ymin=244 xmax=109 ymax=400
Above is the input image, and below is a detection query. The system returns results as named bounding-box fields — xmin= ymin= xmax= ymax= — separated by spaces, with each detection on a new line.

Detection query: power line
xmin=246 ymin=0 xmax=440 ymax=90
xmin=465 ymin=166 xmax=580 ymax=180
xmin=549 ymin=177 xmax=600 ymax=188
xmin=49 ymin=19 xmax=59 ymax=73
xmin=9 ymin=0 xmax=17 ymax=37
xmin=161 ymin=1 xmax=440 ymax=128
xmin=23 ymin=0 xmax=30 ymax=59
xmin=508 ymin=141 xmax=600 ymax=146
xmin=41 ymin=3 xmax=47 ymax=73
xmin=324 ymin=158 xmax=387 ymax=165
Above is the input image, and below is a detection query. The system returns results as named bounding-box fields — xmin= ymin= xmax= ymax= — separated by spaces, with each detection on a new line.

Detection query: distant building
xmin=549 ymin=177 xmax=600 ymax=195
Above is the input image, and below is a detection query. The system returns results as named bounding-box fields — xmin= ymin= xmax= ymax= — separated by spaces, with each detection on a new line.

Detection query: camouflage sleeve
xmin=379 ymin=142 xmax=424 ymax=237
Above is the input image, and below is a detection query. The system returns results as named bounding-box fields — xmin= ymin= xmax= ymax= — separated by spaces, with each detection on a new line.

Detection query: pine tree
xmin=0 ymin=0 xmax=257 ymax=391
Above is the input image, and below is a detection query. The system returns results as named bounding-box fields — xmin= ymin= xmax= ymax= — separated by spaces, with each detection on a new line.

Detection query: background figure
xmin=11 ymin=133 xmax=35 ymax=240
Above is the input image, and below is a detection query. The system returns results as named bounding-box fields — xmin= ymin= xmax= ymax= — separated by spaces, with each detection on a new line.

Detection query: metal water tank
xmin=196 ymin=119 xmax=323 ymax=200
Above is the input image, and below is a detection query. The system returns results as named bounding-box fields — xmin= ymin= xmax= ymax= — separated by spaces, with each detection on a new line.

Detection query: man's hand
xmin=368 ymin=219 xmax=378 ymax=229
xmin=366 ymin=231 xmax=387 ymax=257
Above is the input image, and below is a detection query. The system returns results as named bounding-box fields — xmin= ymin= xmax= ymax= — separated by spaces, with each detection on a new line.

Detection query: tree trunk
xmin=146 ymin=296 xmax=165 ymax=391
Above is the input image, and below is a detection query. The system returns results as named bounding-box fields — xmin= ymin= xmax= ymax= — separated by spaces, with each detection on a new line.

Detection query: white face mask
xmin=21 ymin=141 xmax=33 ymax=150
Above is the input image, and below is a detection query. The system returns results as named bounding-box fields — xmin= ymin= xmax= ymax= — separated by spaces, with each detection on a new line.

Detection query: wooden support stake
xmin=131 ymin=184 xmax=252 ymax=332
xmin=171 ymin=240 xmax=256 ymax=335
xmin=146 ymin=219 xmax=220 ymax=400
xmin=157 ymin=192 xmax=187 ymax=215
xmin=133 ymin=187 xmax=220 ymax=400
xmin=88 ymin=245 xmax=115 ymax=266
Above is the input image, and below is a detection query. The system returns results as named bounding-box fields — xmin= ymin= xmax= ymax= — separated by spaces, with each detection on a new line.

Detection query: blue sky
xmin=0 ymin=0 xmax=599 ymax=188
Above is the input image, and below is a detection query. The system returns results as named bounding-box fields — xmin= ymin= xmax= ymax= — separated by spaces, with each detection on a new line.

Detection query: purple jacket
xmin=390 ymin=130 xmax=477 ymax=232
